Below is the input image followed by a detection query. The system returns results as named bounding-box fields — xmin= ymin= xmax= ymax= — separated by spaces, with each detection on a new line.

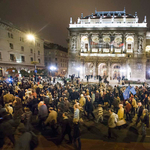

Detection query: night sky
xmin=0 ymin=0 xmax=149 ymax=47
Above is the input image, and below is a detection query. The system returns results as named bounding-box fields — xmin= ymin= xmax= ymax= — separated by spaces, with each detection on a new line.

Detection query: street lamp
xmin=50 ymin=66 xmax=57 ymax=76
xmin=27 ymin=34 xmax=38 ymax=82
xmin=76 ymin=67 xmax=81 ymax=78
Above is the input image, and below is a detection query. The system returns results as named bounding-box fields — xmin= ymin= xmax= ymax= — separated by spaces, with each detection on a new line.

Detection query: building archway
xmin=112 ymin=64 xmax=121 ymax=80
xmin=98 ymin=63 xmax=107 ymax=77
xmin=84 ymin=62 xmax=94 ymax=76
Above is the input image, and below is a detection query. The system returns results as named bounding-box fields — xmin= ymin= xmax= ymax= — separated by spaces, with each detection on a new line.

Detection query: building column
xmin=107 ymin=60 xmax=111 ymax=81
xmin=93 ymin=62 xmax=98 ymax=77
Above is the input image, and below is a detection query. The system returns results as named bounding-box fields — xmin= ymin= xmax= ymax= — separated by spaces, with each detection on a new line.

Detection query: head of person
xmin=24 ymin=107 xmax=30 ymax=112
xmin=119 ymin=103 xmax=123 ymax=108
xmin=109 ymin=108 xmax=114 ymax=114
xmin=138 ymin=102 xmax=142 ymax=107
xmin=62 ymin=112 xmax=68 ymax=118
xmin=49 ymin=107 xmax=53 ymax=113
xmin=98 ymin=104 xmax=102 ymax=107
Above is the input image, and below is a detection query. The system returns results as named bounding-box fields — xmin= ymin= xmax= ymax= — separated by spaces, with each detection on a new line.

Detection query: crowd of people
xmin=0 ymin=76 xmax=149 ymax=150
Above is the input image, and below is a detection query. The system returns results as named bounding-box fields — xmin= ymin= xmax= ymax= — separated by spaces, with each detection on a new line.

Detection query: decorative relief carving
xmin=71 ymin=36 xmax=77 ymax=51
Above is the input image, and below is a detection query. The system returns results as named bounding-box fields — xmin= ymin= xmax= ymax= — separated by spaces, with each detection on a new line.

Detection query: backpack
xmin=114 ymin=113 xmax=118 ymax=123
xmin=30 ymin=131 xmax=38 ymax=150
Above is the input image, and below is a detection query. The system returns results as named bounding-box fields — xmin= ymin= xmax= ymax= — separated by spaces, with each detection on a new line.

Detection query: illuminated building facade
xmin=44 ymin=42 xmax=68 ymax=76
xmin=0 ymin=20 xmax=44 ymax=77
xmin=68 ymin=8 xmax=150 ymax=81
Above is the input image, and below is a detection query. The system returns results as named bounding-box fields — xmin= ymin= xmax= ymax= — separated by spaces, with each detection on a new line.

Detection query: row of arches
xmin=84 ymin=62 xmax=126 ymax=80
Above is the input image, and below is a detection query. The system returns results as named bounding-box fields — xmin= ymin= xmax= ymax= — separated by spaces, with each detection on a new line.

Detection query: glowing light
xmin=27 ymin=34 xmax=35 ymax=41
xmin=120 ymin=69 xmax=126 ymax=73
xmin=146 ymin=45 xmax=150 ymax=51
xmin=76 ymin=67 xmax=81 ymax=71
xmin=50 ymin=66 xmax=57 ymax=71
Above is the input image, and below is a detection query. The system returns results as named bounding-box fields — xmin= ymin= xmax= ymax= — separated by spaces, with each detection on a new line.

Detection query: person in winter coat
xmin=136 ymin=102 xmax=144 ymax=125
xmin=125 ymin=101 xmax=131 ymax=121
xmin=131 ymin=97 xmax=137 ymax=116
xmin=73 ymin=119 xmax=81 ymax=150
xmin=96 ymin=104 xmax=103 ymax=123
xmin=44 ymin=107 xmax=57 ymax=125
xmin=112 ymin=97 xmax=119 ymax=114
xmin=79 ymin=94 xmax=86 ymax=108
xmin=3 ymin=92 xmax=15 ymax=104
xmin=86 ymin=97 xmax=95 ymax=120
xmin=117 ymin=104 xmax=124 ymax=120
xmin=21 ymin=107 xmax=32 ymax=131
xmin=15 ymin=124 xmax=32 ymax=150
xmin=38 ymin=101 xmax=48 ymax=128
xmin=108 ymin=109 xmax=117 ymax=139
xmin=0 ymin=114 xmax=15 ymax=146
xmin=60 ymin=112 xmax=72 ymax=144
xmin=13 ymin=97 xmax=23 ymax=119
xmin=140 ymin=109 xmax=149 ymax=136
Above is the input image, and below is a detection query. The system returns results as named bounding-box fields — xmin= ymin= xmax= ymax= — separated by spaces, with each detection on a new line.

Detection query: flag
xmin=130 ymin=87 xmax=136 ymax=95
xmin=119 ymin=43 xmax=124 ymax=47
xmin=123 ymin=86 xmax=130 ymax=100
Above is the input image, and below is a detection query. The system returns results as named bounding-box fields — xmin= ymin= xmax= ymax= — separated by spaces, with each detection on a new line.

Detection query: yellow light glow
xmin=126 ymin=36 xmax=134 ymax=43
xmin=27 ymin=34 xmax=35 ymax=41
xmin=146 ymin=45 xmax=150 ymax=51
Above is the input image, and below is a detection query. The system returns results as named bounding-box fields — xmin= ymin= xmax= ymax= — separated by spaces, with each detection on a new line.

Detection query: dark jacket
xmin=141 ymin=114 xmax=149 ymax=128
xmin=86 ymin=101 xmax=93 ymax=113
xmin=62 ymin=117 xmax=71 ymax=134
xmin=73 ymin=123 xmax=80 ymax=139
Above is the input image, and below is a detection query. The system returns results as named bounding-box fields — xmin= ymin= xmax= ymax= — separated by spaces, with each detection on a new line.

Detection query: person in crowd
xmin=96 ymin=104 xmax=103 ymax=123
xmin=38 ymin=101 xmax=48 ymax=128
xmin=117 ymin=104 xmax=124 ymax=121
xmin=15 ymin=124 xmax=32 ymax=150
xmin=131 ymin=96 xmax=137 ymax=116
xmin=13 ymin=97 xmax=23 ymax=119
xmin=74 ymin=104 xmax=79 ymax=121
xmin=136 ymin=102 xmax=144 ymax=125
xmin=4 ymin=103 xmax=13 ymax=115
xmin=73 ymin=119 xmax=81 ymax=150
xmin=125 ymin=101 xmax=131 ymax=121
xmin=108 ymin=109 xmax=117 ymax=139
xmin=140 ymin=109 xmax=149 ymax=136
xmin=86 ymin=97 xmax=95 ymax=120
xmin=21 ymin=107 xmax=32 ymax=131
xmin=44 ymin=107 xmax=57 ymax=126
xmin=60 ymin=112 xmax=72 ymax=144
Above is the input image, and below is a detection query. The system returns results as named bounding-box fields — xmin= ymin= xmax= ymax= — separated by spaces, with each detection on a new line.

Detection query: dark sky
xmin=0 ymin=0 xmax=149 ymax=47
